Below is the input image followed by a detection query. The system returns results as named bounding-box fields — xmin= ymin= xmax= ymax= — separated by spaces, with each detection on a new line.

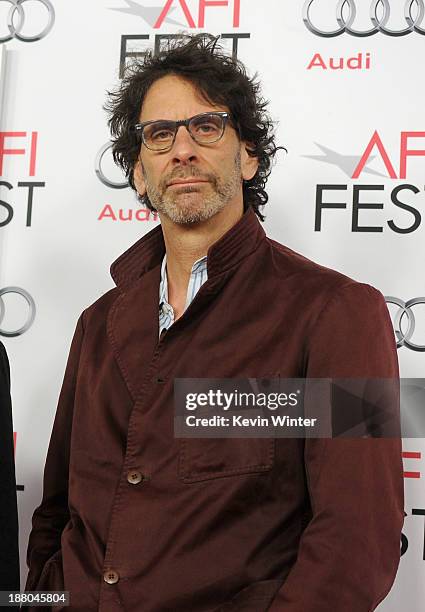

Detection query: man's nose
xmin=170 ymin=125 xmax=198 ymax=163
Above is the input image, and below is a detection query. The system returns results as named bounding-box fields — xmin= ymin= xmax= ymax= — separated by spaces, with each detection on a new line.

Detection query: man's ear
xmin=133 ymin=158 xmax=146 ymax=197
xmin=240 ymin=142 xmax=259 ymax=181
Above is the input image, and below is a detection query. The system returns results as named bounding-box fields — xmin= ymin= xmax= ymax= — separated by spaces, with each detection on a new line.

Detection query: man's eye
xmin=151 ymin=129 xmax=173 ymax=141
xmin=195 ymin=122 xmax=219 ymax=134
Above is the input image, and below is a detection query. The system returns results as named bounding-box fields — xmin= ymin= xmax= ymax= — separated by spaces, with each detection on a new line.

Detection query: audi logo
xmin=95 ymin=142 xmax=128 ymax=189
xmin=0 ymin=0 xmax=55 ymax=44
xmin=0 ymin=287 xmax=36 ymax=337
xmin=303 ymin=0 xmax=425 ymax=37
xmin=385 ymin=297 xmax=425 ymax=352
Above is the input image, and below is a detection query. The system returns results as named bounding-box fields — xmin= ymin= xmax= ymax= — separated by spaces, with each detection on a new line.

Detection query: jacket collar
xmin=110 ymin=206 xmax=266 ymax=290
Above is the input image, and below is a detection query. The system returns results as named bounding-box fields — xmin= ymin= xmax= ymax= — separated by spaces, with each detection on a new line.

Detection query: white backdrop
xmin=0 ymin=1 xmax=424 ymax=609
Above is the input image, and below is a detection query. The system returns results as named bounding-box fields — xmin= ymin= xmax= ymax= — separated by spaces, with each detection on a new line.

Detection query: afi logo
xmin=0 ymin=132 xmax=45 ymax=227
xmin=155 ymin=0 xmax=241 ymax=28
xmin=311 ymin=132 xmax=425 ymax=234
xmin=113 ymin=0 xmax=241 ymax=28
xmin=353 ymin=131 xmax=425 ymax=179
xmin=0 ymin=132 xmax=38 ymax=176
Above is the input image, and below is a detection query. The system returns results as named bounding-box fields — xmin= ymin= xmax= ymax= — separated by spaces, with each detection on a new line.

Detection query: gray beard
xmin=144 ymin=151 xmax=242 ymax=225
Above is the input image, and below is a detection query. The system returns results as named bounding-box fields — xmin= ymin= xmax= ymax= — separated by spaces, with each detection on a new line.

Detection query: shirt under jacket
xmin=159 ymin=253 xmax=208 ymax=336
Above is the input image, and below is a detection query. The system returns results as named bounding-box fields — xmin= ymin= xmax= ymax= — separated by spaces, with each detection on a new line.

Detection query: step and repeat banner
xmin=0 ymin=1 xmax=424 ymax=608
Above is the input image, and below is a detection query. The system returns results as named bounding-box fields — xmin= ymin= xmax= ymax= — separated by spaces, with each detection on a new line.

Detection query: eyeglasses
xmin=132 ymin=111 xmax=230 ymax=152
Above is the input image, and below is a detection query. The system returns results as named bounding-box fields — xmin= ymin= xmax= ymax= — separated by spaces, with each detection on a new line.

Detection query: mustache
xmin=161 ymin=167 xmax=216 ymax=189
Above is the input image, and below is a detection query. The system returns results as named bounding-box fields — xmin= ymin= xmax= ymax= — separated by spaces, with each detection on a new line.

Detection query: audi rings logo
xmin=0 ymin=287 xmax=35 ymax=337
xmin=95 ymin=142 xmax=128 ymax=190
xmin=303 ymin=0 xmax=425 ymax=37
xmin=386 ymin=297 xmax=425 ymax=352
xmin=0 ymin=0 xmax=55 ymax=44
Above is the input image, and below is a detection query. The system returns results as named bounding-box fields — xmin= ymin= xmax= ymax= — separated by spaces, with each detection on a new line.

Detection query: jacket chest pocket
xmin=178 ymin=437 xmax=275 ymax=483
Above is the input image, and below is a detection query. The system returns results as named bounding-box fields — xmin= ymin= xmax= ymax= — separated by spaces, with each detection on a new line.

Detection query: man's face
xmin=133 ymin=75 xmax=258 ymax=225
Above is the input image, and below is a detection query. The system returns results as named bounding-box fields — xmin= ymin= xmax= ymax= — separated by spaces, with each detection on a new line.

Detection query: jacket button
xmin=127 ymin=470 xmax=144 ymax=485
xmin=103 ymin=570 xmax=119 ymax=584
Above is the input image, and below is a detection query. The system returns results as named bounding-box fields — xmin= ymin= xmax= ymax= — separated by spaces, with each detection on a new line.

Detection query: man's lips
xmin=167 ymin=179 xmax=209 ymax=187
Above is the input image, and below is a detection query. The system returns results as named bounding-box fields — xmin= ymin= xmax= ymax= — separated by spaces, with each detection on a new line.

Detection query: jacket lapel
xmin=107 ymin=263 xmax=161 ymax=401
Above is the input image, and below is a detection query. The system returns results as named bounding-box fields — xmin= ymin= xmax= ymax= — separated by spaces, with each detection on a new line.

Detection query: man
xmin=25 ymin=35 xmax=403 ymax=611
xmin=0 ymin=341 xmax=20 ymax=592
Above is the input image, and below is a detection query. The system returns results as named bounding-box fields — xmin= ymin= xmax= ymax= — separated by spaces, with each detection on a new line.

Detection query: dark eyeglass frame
xmin=131 ymin=111 xmax=231 ymax=152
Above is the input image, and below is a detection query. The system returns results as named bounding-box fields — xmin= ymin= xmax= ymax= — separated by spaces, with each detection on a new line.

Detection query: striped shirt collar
xmin=159 ymin=253 xmax=208 ymax=335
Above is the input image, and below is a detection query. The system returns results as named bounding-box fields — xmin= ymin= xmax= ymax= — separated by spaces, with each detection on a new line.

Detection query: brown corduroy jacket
xmin=25 ymin=207 xmax=404 ymax=611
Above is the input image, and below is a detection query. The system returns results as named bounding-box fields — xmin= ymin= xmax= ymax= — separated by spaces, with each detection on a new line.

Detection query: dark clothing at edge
xmin=0 ymin=341 xmax=20 ymax=591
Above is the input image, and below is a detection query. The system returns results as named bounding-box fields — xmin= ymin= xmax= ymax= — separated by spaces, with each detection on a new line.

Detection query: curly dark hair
xmin=104 ymin=33 xmax=283 ymax=221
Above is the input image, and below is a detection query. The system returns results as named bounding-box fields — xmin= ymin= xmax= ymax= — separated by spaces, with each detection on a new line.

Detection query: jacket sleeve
xmin=268 ymin=283 xmax=404 ymax=612
xmin=0 ymin=342 xmax=20 ymax=591
xmin=25 ymin=314 xmax=85 ymax=592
